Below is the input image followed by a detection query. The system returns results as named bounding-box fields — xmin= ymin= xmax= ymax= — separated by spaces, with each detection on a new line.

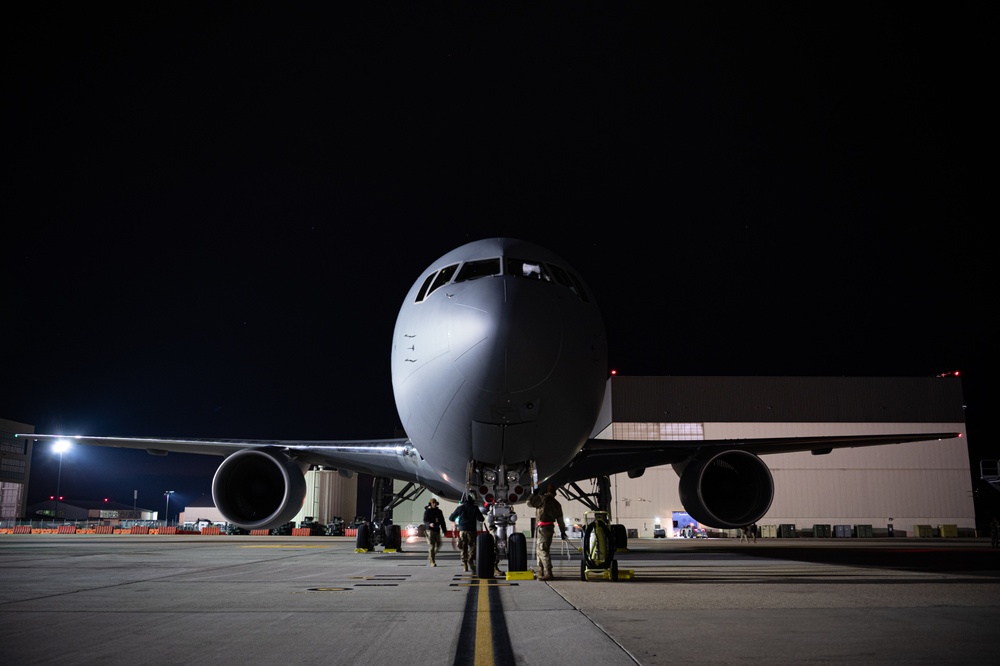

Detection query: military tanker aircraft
xmin=19 ymin=238 xmax=958 ymax=577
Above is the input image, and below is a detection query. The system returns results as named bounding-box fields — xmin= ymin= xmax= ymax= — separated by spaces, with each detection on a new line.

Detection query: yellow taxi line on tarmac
xmin=475 ymin=577 xmax=493 ymax=666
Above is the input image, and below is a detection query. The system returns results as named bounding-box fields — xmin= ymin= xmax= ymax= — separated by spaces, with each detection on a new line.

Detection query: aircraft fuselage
xmin=391 ymin=238 xmax=607 ymax=502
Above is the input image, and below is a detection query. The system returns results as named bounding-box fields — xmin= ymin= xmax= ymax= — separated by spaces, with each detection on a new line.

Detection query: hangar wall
xmin=0 ymin=418 xmax=33 ymax=521
xmin=581 ymin=376 xmax=973 ymax=537
xmin=583 ymin=422 xmax=972 ymax=538
xmin=293 ymin=469 xmax=358 ymax=526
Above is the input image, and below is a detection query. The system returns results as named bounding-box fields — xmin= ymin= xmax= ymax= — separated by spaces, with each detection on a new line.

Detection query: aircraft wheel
xmin=387 ymin=524 xmax=401 ymax=550
xmin=612 ymin=523 xmax=628 ymax=551
xmin=580 ymin=558 xmax=587 ymax=581
xmin=355 ymin=523 xmax=371 ymax=550
xmin=475 ymin=532 xmax=495 ymax=578
xmin=507 ymin=532 xmax=527 ymax=571
xmin=611 ymin=559 xmax=619 ymax=582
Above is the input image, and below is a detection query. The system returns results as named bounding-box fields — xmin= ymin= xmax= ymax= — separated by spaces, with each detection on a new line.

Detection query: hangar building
xmin=0 ymin=418 xmax=33 ymax=521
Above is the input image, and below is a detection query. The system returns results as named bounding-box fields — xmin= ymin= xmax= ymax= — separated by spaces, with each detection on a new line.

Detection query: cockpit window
xmin=416 ymin=255 xmax=589 ymax=303
xmin=546 ymin=263 xmax=590 ymax=302
xmin=507 ymin=258 xmax=551 ymax=281
xmin=566 ymin=271 xmax=590 ymax=302
xmin=415 ymin=272 xmax=437 ymax=302
xmin=455 ymin=258 xmax=501 ymax=283
xmin=429 ymin=264 xmax=459 ymax=294
xmin=507 ymin=257 xmax=590 ymax=302
xmin=416 ymin=263 xmax=459 ymax=301
xmin=547 ymin=263 xmax=573 ymax=288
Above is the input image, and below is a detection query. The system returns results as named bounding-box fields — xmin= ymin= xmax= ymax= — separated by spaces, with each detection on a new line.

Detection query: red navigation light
xmin=610 ymin=369 xmax=617 ymax=376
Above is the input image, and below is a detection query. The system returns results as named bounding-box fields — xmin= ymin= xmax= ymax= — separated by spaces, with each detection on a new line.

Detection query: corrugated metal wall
xmin=601 ymin=375 xmax=965 ymax=425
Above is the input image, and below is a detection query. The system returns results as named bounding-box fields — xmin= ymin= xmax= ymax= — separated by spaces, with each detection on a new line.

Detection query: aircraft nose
xmin=450 ymin=278 xmax=563 ymax=393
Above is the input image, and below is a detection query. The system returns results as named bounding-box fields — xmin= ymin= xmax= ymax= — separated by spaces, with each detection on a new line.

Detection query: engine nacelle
xmin=675 ymin=449 xmax=774 ymax=529
xmin=212 ymin=448 xmax=308 ymax=530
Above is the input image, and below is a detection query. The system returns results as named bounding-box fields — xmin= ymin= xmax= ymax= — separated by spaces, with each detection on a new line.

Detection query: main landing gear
xmin=354 ymin=520 xmax=402 ymax=552
xmin=354 ymin=476 xmax=426 ymax=552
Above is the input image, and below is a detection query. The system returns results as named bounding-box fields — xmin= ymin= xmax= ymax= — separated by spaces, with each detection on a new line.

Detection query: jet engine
xmin=211 ymin=448 xmax=308 ymax=530
xmin=675 ymin=449 xmax=774 ymax=529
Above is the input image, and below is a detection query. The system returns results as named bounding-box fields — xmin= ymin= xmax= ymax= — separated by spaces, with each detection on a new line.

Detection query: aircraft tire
xmin=612 ymin=523 xmax=628 ymax=551
xmin=355 ymin=523 xmax=371 ymax=551
xmin=475 ymin=532 xmax=495 ymax=578
xmin=611 ymin=559 xmax=619 ymax=582
xmin=508 ymin=532 xmax=527 ymax=571
xmin=580 ymin=558 xmax=587 ymax=581
xmin=387 ymin=524 xmax=401 ymax=550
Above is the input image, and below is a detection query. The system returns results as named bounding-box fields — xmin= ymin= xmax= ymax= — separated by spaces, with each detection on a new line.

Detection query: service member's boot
xmin=537 ymin=564 xmax=546 ymax=580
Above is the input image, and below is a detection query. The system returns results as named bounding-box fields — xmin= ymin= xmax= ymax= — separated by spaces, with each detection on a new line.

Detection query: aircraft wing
xmin=552 ymin=431 xmax=962 ymax=485
xmin=17 ymin=433 xmax=456 ymax=496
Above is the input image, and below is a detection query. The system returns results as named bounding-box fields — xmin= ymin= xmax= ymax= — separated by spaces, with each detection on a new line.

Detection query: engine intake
xmin=212 ymin=448 xmax=307 ymax=530
xmin=676 ymin=449 xmax=774 ymax=529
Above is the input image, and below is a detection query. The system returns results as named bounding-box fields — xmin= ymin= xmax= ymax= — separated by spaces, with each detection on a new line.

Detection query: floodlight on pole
xmin=53 ymin=440 xmax=72 ymax=523
xmin=164 ymin=490 xmax=175 ymax=526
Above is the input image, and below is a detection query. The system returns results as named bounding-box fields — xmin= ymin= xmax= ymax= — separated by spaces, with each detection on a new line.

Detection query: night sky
xmin=4 ymin=7 xmax=993 ymax=522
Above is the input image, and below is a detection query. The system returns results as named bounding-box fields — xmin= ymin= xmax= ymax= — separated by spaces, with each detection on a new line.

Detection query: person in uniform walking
xmin=527 ymin=484 xmax=567 ymax=581
xmin=423 ymin=498 xmax=447 ymax=566
xmin=449 ymin=494 xmax=484 ymax=571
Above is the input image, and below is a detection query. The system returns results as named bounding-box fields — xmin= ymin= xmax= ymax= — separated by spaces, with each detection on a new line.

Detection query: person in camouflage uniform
xmin=423 ymin=498 xmax=447 ymax=566
xmin=449 ymin=494 xmax=483 ymax=571
xmin=527 ymin=484 xmax=567 ymax=581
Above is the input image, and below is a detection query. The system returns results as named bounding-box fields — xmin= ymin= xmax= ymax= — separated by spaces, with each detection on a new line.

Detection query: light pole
xmin=164 ymin=490 xmax=175 ymax=526
xmin=53 ymin=440 xmax=71 ymax=523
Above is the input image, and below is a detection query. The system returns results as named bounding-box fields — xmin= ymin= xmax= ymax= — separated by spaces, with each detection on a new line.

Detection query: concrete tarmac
xmin=1 ymin=533 xmax=997 ymax=665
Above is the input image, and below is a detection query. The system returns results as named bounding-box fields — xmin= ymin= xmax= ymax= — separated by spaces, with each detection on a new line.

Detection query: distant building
xmin=178 ymin=494 xmax=227 ymax=526
xmin=177 ymin=471 xmax=358 ymax=528
xmin=24 ymin=498 xmax=156 ymax=524
xmin=0 ymin=417 xmax=34 ymax=521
